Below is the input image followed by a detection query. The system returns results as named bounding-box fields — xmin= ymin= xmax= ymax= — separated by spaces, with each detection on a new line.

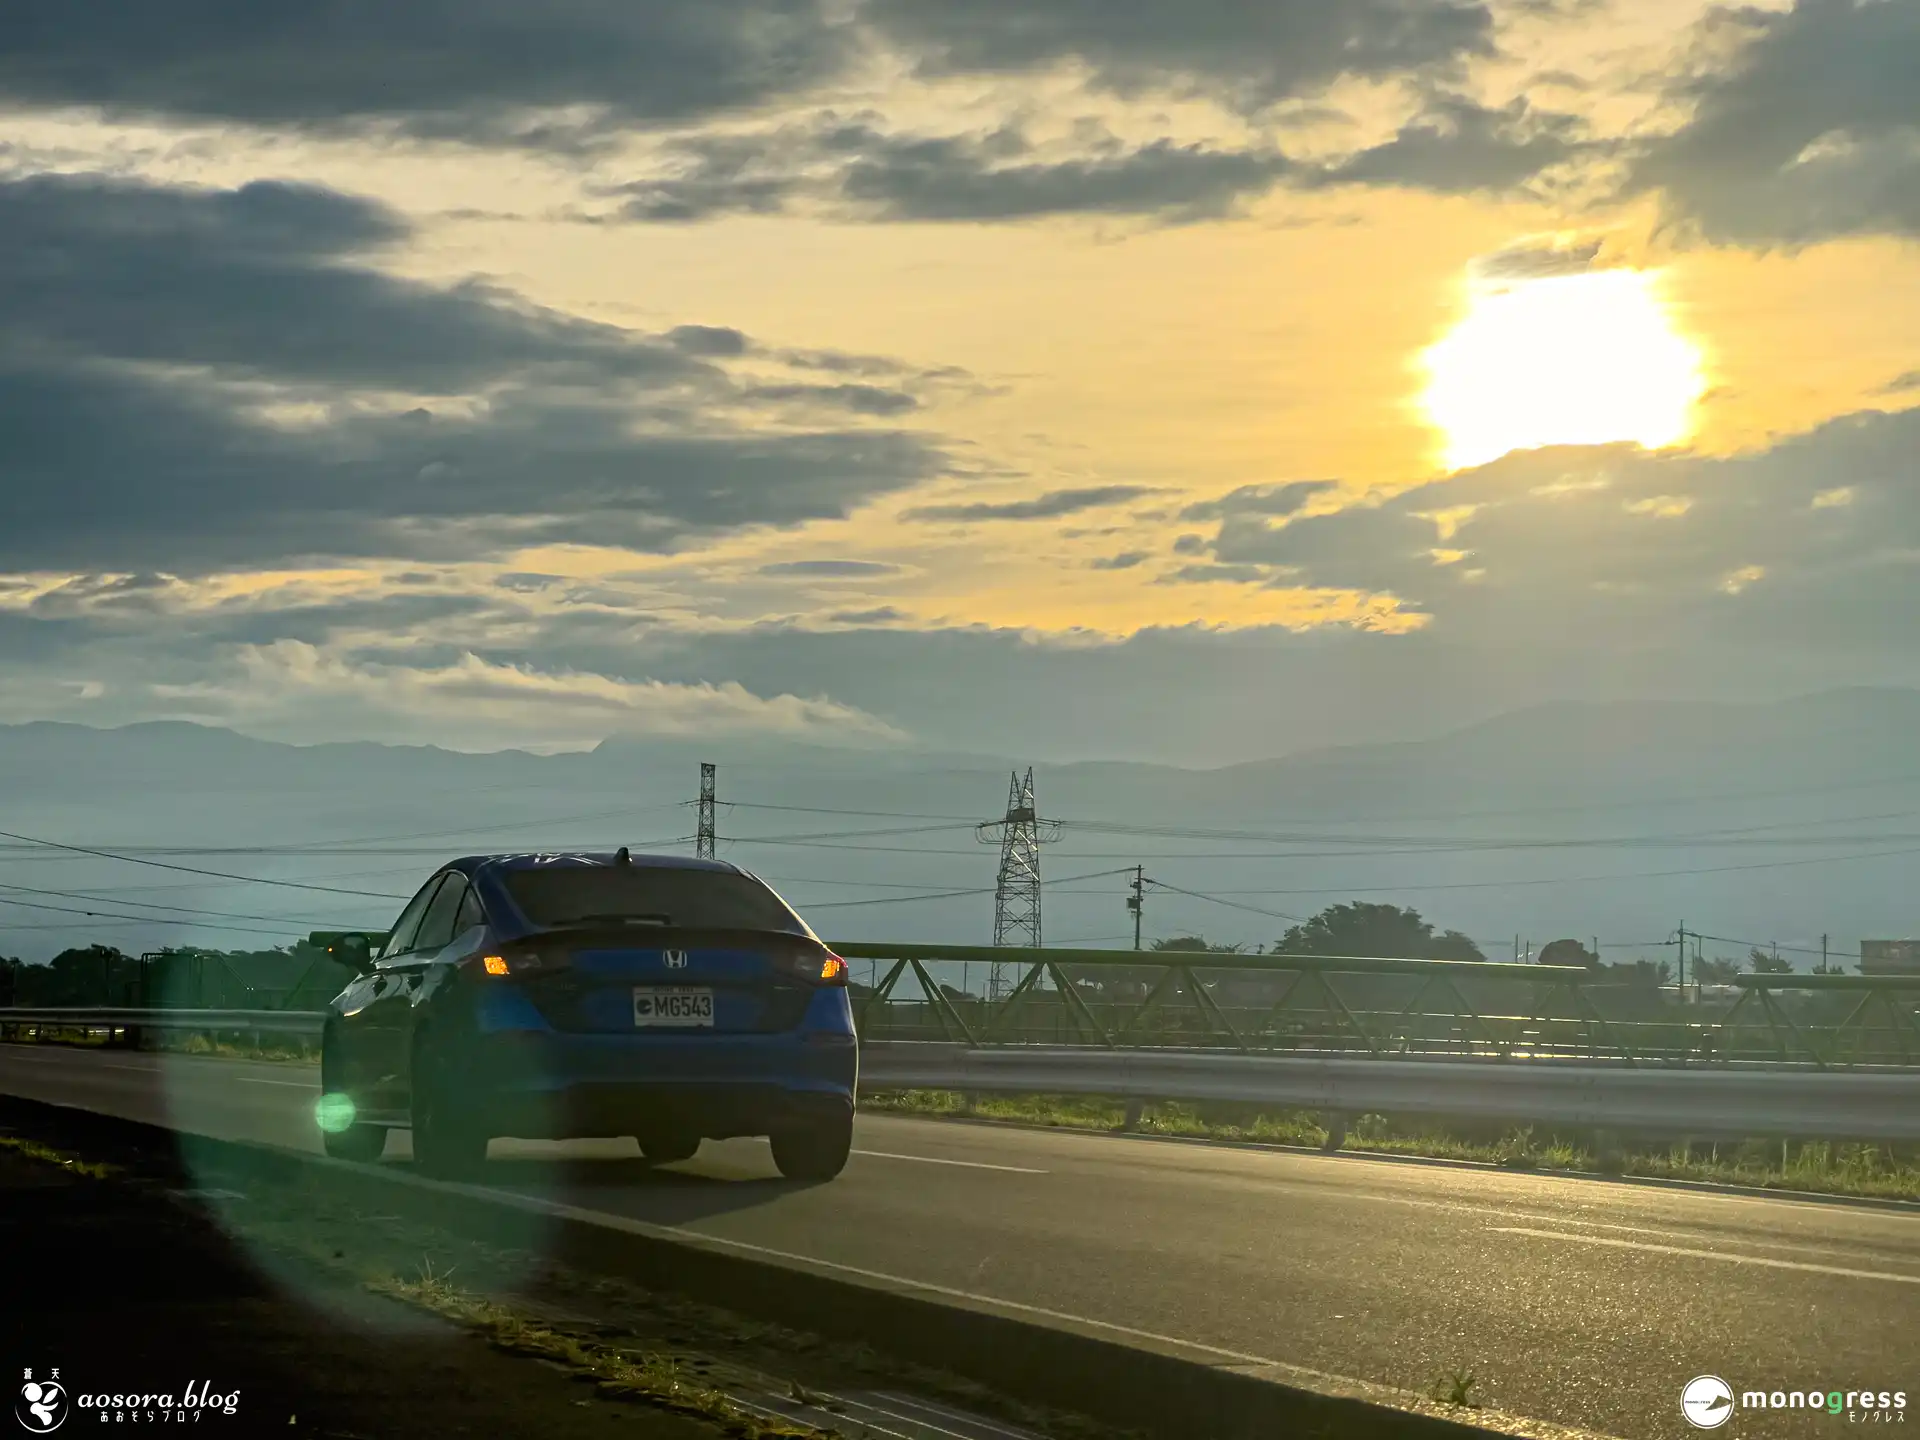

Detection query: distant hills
xmin=1 ymin=687 xmax=1916 ymax=966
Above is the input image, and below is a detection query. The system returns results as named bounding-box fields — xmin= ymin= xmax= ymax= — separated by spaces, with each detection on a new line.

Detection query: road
xmin=3 ymin=1044 xmax=1916 ymax=1439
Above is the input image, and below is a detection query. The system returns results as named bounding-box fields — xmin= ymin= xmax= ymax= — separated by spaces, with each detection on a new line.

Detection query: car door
xmin=333 ymin=875 xmax=442 ymax=1105
xmin=358 ymin=873 xmax=448 ymax=1114
xmin=369 ymin=870 xmax=470 ymax=1113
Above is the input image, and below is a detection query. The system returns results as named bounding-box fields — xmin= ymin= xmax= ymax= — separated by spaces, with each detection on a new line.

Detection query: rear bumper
xmin=463 ymin=1028 xmax=858 ymax=1140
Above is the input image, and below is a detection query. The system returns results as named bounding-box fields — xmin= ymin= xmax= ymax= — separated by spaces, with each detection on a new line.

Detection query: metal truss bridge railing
xmin=830 ymin=944 xmax=1920 ymax=1071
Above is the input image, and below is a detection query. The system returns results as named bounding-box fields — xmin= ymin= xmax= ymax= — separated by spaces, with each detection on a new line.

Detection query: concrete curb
xmin=0 ymin=1092 xmax=1615 ymax=1440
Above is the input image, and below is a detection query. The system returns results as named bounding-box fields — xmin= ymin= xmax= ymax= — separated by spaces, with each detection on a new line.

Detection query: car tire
xmin=318 ymin=1029 xmax=386 ymax=1163
xmin=410 ymin=1040 xmax=489 ymax=1180
xmin=637 ymin=1130 xmax=701 ymax=1165
xmin=769 ymin=1115 xmax=853 ymax=1182
xmin=321 ymin=1110 xmax=388 ymax=1163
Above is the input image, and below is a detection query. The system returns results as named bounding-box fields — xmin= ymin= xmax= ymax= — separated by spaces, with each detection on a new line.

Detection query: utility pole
xmin=1822 ymin=933 xmax=1829 ymax=972
xmin=1127 ymin=866 xmax=1146 ymax=950
xmin=695 ymin=762 xmax=717 ymax=860
xmin=1675 ymin=921 xmax=1688 ymax=991
xmin=975 ymin=768 xmax=1059 ymax=1001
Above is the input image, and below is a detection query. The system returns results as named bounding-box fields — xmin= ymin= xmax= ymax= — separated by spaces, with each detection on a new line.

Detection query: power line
xmin=1145 ymin=879 xmax=1307 ymax=924
xmin=0 ymin=880 xmax=356 ymax=929
xmin=0 ymin=827 xmax=410 ymax=898
xmin=1147 ymin=842 xmax=1920 ymax=897
xmin=800 ymin=886 xmax=1000 ymax=910
xmin=0 ymin=893 xmax=314 ymax=938
xmin=714 ymin=801 xmax=985 ymax=822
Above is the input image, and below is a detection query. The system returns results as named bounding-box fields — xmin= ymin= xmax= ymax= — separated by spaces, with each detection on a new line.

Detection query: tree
xmin=46 ymin=945 xmax=132 ymax=1004
xmin=1600 ymin=958 xmax=1672 ymax=987
xmin=1749 ymin=947 xmax=1793 ymax=975
xmin=1537 ymin=938 xmax=1599 ymax=967
xmin=1149 ymin=936 xmax=1245 ymax=953
xmin=1693 ymin=955 xmax=1741 ymax=986
xmin=1271 ymin=903 xmax=1486 ymax=962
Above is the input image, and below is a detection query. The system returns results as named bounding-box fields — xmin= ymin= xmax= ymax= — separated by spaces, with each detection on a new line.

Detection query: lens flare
xmin=314 ymin=1091 xmax=357 ymax=1134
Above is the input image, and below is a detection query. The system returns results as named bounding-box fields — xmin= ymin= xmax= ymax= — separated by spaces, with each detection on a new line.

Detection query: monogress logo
xmin=1683 ymin=1375 xmax=1736 ymax=1429
xmin=16 ymin=1377 xmax=66 ymax=1433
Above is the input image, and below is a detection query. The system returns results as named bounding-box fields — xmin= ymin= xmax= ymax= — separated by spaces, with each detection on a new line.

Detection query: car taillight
xmin=466 ymin=948 xmax=569 ymax=977
xmin=791 ymin=950 xmax=849 ymax=985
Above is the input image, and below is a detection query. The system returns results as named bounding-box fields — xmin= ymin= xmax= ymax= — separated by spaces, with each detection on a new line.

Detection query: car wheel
xmin=410 ymin=1039 xmax=488 ymax=1180
xmin=321 ymin=1116 xmax=388 ymax=1163
xmin=318 ymin=1029 xmax=386 ymax=1162
xmin=637 ymin=1130 xmax=701 ymax=1165
xmin=769 ymin=1115 xmax=853 ymax=1182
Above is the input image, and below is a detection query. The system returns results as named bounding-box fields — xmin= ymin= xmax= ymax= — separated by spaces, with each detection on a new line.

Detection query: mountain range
xmin=2 ymin=686 xmax=1916 ymax=967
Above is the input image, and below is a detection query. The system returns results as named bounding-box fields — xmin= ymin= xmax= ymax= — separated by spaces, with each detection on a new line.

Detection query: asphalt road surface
xmin=4 ymin=1043 xmax=1916 ymax=1440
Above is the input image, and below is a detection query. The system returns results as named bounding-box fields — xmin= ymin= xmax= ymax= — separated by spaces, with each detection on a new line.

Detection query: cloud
xmin=1473 ymin=235 xmax=1604 ymax=280
xmin=827 ymin=606 xmax=907 ymax=624
xmin=1316 ymin=95 xmax=1585 ymax=195
xmin=1635 ymin=0 xmax=1920 ymax=244
xmin=0 ymin=0 xmax=855 ymax=148
xmin=743 ymin=382 xmax=920 ymax=415
xmin=0 ymin=173 xmax=949 ymax=573
xmin=608 ymin=117 xmax=1300 ymax=225
xmin=1188 ymin=406 xmax=1920 ymax=653
xmin=1089 ymin=551 xmax=1149 ymax=570
xmin=758 ymin=560 xmax=903 ymax=577
xmin=1178 ymin=481 xmax=1337 ymax=522
xmin=666 ymin=325 xmax=751 ymax=358
xmin=141 ymin=640 xmax=910 ymax=751
xmin=606 ymin=100 xmax=1584 ymax=228
xmin=863 ymin=0 xmax=1496 ymax=112
xmin=902 ymin=484 xmax=1158 ymax=523
xmin=1881 ymin=370 xmax=1920 ymax=395
xmin=835 ymin=130 xmax=1296 ymax=223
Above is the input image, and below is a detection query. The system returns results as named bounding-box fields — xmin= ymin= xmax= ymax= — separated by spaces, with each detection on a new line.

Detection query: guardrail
xmin=860 ymin=1042 xmax=1920 ymax=1143
xmin=0 ymin=1007 xmax=327 ymax=1037
xmin=7 ymin=1007 xmax=1920 ymax=1141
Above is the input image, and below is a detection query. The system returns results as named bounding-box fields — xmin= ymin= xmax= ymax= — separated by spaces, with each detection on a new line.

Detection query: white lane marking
xmin=433 ymin=1180 xmax=1460 ymax=1417
xmin=239 ymin=1078 xmax=314 ymax=1088
xmin=831 ymin=1394 xmax=987 ymax=1440
xmin=852 ymin=1149 xmax=1046 ymax=1174
xmin=1522 ymin=1215 xmax=1920 ymax=1264
xmin=1491 ymin=1228 xmax=1920 ymax=1285
xmin=871 ymin=1391 xmax=1041 ymax=1440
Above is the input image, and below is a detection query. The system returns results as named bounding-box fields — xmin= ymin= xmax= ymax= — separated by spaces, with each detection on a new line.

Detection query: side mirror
xmin=329 ymin=934 xmax=375 ymax=974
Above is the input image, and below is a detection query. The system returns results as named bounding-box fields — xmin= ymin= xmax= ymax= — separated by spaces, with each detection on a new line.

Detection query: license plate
xmin=632 ymin=987 xmax=714 ymax=1028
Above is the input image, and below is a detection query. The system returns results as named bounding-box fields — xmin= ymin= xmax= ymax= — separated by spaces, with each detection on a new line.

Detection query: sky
xmin=3 ymin=0 xmax=1919 ymax=765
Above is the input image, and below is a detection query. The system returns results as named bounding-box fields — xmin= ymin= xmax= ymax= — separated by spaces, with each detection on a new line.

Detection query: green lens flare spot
xmin=315 ymin=1092 xmax=357 ymax=1134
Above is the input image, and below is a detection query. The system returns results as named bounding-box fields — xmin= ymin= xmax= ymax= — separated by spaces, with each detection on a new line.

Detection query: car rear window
xmin=502 ymin=866 xmax=807 ymax=934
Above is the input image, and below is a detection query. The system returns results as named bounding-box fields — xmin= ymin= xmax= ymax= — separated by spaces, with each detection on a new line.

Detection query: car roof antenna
xmin=615 ymin=846 xmax=631 ymax=865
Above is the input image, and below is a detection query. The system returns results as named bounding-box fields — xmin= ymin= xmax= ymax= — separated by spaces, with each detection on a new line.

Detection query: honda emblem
xmin=662 ymin=949 xmax=689 ymax=969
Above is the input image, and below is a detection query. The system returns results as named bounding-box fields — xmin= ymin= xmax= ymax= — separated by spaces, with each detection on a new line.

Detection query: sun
xmin=1420 ymin=267 xmax=1707 ymax=472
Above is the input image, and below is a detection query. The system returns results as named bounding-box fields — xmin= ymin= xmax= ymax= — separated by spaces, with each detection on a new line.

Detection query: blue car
xmin=316 ymin=851 xmax=858 ymax=1180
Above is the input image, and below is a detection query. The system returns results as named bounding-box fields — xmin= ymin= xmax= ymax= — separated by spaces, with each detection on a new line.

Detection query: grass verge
xmin=861 ymin=1089 xmax=1920 ymax=1202
xmin=0 ymin=1132 xmax=118 ymax=1179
